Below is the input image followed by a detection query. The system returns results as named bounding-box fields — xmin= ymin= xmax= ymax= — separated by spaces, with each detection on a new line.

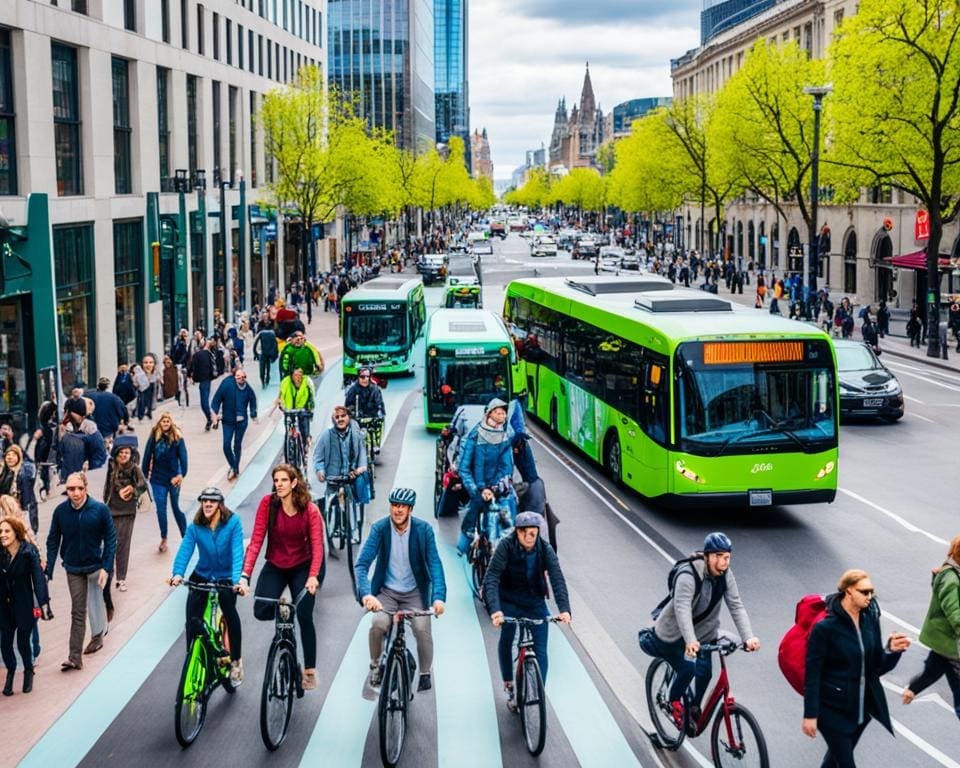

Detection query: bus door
xmin=638 ymin=357 xmax=670 ymax=481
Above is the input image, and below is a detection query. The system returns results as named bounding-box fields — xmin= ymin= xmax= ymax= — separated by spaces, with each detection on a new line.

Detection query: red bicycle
xmin=645 ymin=636 xmax=769 ymax=767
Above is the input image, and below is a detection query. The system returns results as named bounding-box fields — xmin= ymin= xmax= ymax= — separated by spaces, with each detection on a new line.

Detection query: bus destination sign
xmin=703 ymin=341 xmax=805 ymax=365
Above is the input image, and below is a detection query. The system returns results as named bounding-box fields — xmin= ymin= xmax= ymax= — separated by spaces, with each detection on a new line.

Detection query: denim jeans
xmin=259 ymin=356 xmax=272 ymax=387
xmin=640 ymin=630 xmax=713 ymax=705
xmin=222 ymin=420 xmax=248 ymax=474
xmin=198 ymin=380 xmax=212 ymax=421
xmin=136 ymin=384 xmax=154 ymax=420
xmin=152 ymin=482 xmax=186 ymax=539
xmin=497 ymin=599 xmax=550 ymax=684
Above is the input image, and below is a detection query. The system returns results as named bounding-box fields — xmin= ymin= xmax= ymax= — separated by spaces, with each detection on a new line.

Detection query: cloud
xmin=468 ymin=0 xmax=699 ymax=177
xmin=511 ymin=0 xmax=702 ymax=26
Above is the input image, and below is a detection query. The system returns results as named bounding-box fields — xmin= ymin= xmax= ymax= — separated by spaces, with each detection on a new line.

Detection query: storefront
xmin=114 ymin=218 xmax=144 ymax=365
xmin=52 ymin=222 xmax=95 ymax=391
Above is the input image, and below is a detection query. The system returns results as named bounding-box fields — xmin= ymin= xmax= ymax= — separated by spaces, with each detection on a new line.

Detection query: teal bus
xmin=341 ymin=277 xmax=426 ymax=384
xmin=443 ymin=275 xmax=483 ymax=309
xmin=423 ymin=308 xmax=516 ymax=429
xmin=504 ymin=276 xmax=838 ymax=507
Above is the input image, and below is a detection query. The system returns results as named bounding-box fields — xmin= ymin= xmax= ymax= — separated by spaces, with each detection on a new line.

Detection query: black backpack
xmin=650 ymin=554 xmax=727 ymax=624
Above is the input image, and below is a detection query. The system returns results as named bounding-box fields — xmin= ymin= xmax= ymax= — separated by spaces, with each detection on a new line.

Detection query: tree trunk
xmin=925 ymin=208 xmax=943 ymax=358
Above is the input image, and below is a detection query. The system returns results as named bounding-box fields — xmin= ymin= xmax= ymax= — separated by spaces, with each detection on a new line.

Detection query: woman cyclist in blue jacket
xmin=170 ymin=487 xmax=246 ymax=683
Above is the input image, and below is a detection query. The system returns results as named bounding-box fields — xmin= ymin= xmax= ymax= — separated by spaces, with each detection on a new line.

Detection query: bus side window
xmin=640 ymin=362 xmax=668 ymax=444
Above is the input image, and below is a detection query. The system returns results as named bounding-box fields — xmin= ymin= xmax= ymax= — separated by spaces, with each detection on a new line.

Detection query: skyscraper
xmin=328 ymin=0 xmax=436 ymax=152
xmin=434 ymin=0 xmax=469 ymax=168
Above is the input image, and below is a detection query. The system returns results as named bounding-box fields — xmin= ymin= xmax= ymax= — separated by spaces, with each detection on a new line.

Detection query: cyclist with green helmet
xmin=169 ymin=487 xmax=246 ymax=684
xmin=355 ymin=488 xmax=446 ymax=692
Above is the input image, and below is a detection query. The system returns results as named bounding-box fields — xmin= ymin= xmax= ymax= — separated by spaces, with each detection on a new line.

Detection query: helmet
xmin=702 ymin=532 xmax=732 ymax=554
xmin=514 ymin=511 xmax=544 ymax=529
xmin=198 ymin=487 xmax=225 ymax=503
xmin=484 ymin=397 xmax=508 ymax=415
xmin=388 ymin=487 xmax=417 ymax=507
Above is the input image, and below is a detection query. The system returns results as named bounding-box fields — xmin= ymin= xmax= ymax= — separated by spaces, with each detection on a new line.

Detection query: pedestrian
xmin=188 ymin=338 xmax=218 ymax=431
xmin=876 ymin=301 xmax=890 ymax=338
xmin=940 ymin=320 xmax=951 ymax=360
xmin=0 ymin=516 xmax=50 ymax=695
xmin=32 ymin=392 xmax=58 ymax=503
xmin=57 ymin=397 xmax=107 ymax=483
xmin=252 ymin=315 xmax=279 ymax=388
xmin=112 ymin=364 xmax=136 ymax=429
xmin=161 ymin=355 xmax=180 ymax=403
xmin=142 ymin=413 xmax=188 ymax=553
xmin=802 ymin=568 xmax=911 ymax=766
xmin=102 ymin=441 xmax=148 ymax=600
xmin=131 ymin=363 xmax=149 ymax=422
xmin=45 ymin=472 xmax=116 ymax=671
xmin=210 ymin=368 xmax=258 ymax=481
xmin=86 ymin=377 xmax=128 ymax=444
xmin=171 ymin=328 xmax=190 ymax=368
xmin=0 ymin=445 xmax=38 ymax=534
xmin=861 ymin=314 xmax=881 ymax=355
xmin=901 ymin=534 xmax=960 ymax=719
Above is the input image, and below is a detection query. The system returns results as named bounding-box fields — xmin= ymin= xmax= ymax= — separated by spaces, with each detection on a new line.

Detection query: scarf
xmin=477 ymin=421 xmax=506 ymax=446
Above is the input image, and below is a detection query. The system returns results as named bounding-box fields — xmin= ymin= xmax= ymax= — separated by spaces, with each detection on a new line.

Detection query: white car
xmin=471 ymin=240 xmax=493 ymax=256
xmin=531 ymin=236 xmax=558 ymax=257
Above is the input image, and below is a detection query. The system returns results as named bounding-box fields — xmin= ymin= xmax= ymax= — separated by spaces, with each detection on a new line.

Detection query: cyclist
xmin=483 ymin=510 xmax=571 ymax=712
xmin=169 ymin=487 xmax=246 ymax=684
xmin=344 ymin=367 xmax=386 ymax=455
xmin=313 ymin=405 xmax=368 ymax=505
xmin=355 ymin=488 xmax=446 ymax=692
xmin=240 ymin=464 xmax=324 ymax=690
xmin=278 ymin=330 xmax=323 ymax=379
xmin=455 ymin=398 xmax=517 ymax=555
xmin=642 ymin=532 xmax=760 ymax=728
xmin=276 ymin=367 xmax=316 ymax=446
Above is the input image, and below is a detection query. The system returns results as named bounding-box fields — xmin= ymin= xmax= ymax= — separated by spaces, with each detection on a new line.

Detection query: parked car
xmin=833 ymin=339 xmax=904 ymax=421
xmin=471 ymin=239 xmax=493 ymax=256
xmin=531 ymin=235 xmax=558 ymax=257
xmin=557 ymin=228 xmax=579 ymax=251
xmin=574 ymin=237 xmax=599 ymax=260
xmin=489 ymin=220 xmax=507 ymax=239
xmin=418 ymin=253 xmax=448 ymax=285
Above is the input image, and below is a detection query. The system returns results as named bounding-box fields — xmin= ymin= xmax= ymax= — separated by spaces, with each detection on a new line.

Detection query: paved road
xmin=20 ymin=234 xmax=960 ymax=767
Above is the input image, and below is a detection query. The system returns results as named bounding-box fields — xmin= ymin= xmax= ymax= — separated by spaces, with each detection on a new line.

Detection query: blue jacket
xmin=458 ymin=422 xmax=515 ymax=498
xmin=86 ymin=389 xmax=128 ymax=436
xmin=211 ymin=377 xmax=258 ymax=425
xmin=313 ymin=419 xmax=367 ymax=477
xmin=354 ymin=517 xmax=446 ymax=608
xmin=45 ymin=496 xmax=117 ymax=577
xmin=58 ymin=423 xmax=108 ymax=478
xmin=142 ymin=433 xmax=188 ymax=485
xmin=173 ymin=513 xmax=244 ymax=584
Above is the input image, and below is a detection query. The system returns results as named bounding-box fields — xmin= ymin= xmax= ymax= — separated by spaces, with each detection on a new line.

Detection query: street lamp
xmin=803 ymin=84 xmax=832 ymax=302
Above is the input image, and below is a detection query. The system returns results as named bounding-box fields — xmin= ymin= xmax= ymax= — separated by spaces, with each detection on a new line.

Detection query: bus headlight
xmin=815 ymin=460 xmax=836 ymax=480
xmin=676 ymin=460 xmax=704 ymax=484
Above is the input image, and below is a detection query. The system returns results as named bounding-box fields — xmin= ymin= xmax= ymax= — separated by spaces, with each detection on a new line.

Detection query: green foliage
xmin=504 ymin=168 xmax=552 ymax=209
xmin=550 ymin=168 xmax=607 ymax=212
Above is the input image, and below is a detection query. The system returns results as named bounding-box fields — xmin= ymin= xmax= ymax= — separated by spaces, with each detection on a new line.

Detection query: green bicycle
xmin=174 ymin=581 xmax=238 ymax=748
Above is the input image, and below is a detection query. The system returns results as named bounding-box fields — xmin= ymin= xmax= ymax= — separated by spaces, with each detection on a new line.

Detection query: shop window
xmin=53 ymin=224 xmax=95 ymax=390
xmin=114 ymin=219 xmax=144 ymax=365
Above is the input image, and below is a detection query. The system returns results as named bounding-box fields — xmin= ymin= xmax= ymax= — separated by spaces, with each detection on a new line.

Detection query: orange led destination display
xmin=703 ymin=341 xmax=805 ymax=365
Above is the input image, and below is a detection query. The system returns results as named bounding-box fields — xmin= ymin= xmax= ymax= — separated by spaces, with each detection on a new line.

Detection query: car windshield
xmin=345 ymin=310 xmax=407 ymax=351
xmin=835 ymin=344 xmax=881 ymax=372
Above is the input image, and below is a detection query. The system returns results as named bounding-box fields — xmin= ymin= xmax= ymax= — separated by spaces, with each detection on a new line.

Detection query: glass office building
xmin=329 ymin=0 xmax=436 ymax=152
xmin=434 ymin=0 xmax=469 ymax=167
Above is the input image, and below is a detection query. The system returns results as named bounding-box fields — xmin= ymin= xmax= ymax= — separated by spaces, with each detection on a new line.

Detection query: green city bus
xmin=341 ymin=277 xmax=426 ymax=384
xmin=442 ymin=275 xmax=483 ymax=309
xmin=504 ymin=276 xmax=838 ymax=507
xmin=423 ymin=308 xmax=516 ymax=429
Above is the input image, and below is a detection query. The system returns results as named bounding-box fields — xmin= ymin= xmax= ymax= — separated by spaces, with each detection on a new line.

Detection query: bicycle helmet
xmin=388 ymin=487 xmax=417 ymax=507
xmin=197 ymin=487 xmax=225 ymax=503
xmin=514 ymin=511 xmax=544 ymax=529
xmin=702 ymin=531 xmax=733 ymax=554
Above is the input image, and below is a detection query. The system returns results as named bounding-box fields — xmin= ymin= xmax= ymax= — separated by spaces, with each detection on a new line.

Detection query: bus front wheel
xmin=604 ymin=433 xmax=622 ymax=485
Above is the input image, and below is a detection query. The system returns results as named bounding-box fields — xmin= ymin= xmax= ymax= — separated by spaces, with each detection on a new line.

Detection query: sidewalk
xmin=4 ymin=304 xmax=343 ymax=763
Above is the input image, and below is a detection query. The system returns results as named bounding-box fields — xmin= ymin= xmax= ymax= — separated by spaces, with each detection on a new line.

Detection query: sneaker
xmin=670 ymin=700 xmax=685 ymax=730
xmin=504 ymin=682 xmax=518 ymax=713
xmin=230 ymin=660 xmax=244 ymax=685
xmin=368 ymin=662 xmax=382 ymax=688
xmin=205 ymin=421 xmax=211 ymax=432
xmin=417 ymin=673 xmax=432 ymax=692
xmin=116 ymin=580 xmax=127 ymax=592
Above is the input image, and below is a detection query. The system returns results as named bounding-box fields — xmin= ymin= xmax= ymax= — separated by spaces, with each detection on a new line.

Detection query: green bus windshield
xmin=426 ymin=354 xmax=510 ymax=408
xmin=345 ymin=308 xmax=407 ymax=352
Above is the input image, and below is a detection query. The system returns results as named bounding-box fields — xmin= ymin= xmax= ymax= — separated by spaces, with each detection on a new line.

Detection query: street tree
xmin=830 ymin=0 xmax=960 ymax=356
xmin=504 ymin=167 xmax=552 ymax=210
xmin=551 ymin=168 xmax=606 ymax=225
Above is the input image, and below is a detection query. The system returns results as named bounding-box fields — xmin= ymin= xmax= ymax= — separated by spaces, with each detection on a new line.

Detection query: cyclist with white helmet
xmin=640 ymin=532 xmax=760 ymax=728
xmin=355 ymin=488 xmax=446 ymax=692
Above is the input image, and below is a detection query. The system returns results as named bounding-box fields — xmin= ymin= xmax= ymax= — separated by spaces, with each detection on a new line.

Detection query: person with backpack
xmin=802 ymin=568 xmax=910 ymax=766
xmin=901 ymin=535 xmax=960 ymax=720
xmin=639 ymin=532 xmax=759 ymax=729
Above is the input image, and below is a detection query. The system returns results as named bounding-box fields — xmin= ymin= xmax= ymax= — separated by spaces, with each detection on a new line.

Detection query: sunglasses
xmin=855 ymin=588 xmax=875 ymax=597
xmin=358 ymin=375 xmax=370 ymax=380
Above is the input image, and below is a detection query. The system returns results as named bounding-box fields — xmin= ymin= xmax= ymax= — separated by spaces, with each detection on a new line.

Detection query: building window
xmin=181 ymin=0 xmax=189 ymax=48
xmin=226 ymin=19 xmax=233 ymax=65
xmin=844 ymin=232 xmax=858 ymax=294
xmin=158 ymin=67 xmax=171 ymax=192
xmin=248 ymin=29 xmax=255 ymax=73
xmin=112 ymin=58 xmax=133 ymax=194
xmin=283 ymin=45 xmax=287 ymax=82
xmin=114 ymin=218 xmax=144 ymax=365
xmin=70 ymin=0 xmax=88 ymax=13
xmin=123 ymin=0 xmax=136 ymax=31
xmin=283 ymin=0 xmax=288 ymax=29
xmin=0 ymin=30 xmax=16 ymax=196
xmin=267 ymin=39 xmax=272 ymax=79
xmin=228 ymin=85 xmax=237 ymax=185
xmin=212 ymin=80 xmax=221 ymax=185
xmin=258 ymin=34 xmax=263 ymax=76
xmin=197 ymin=4 xmax=205 ymax=55
xmin=238 ymin=24 xmax=244 ymax=69
xmin=161 ymin=0 xmax=170 ymax=42
xmin=53 ymin=223 xmax=95 ymax=390
xmin=249 ymin=91 xmax=257 ymax=188
xmin=187 ymin=74 xmax=198 ymax=177
xmin=212 ymin=12 xmax=220 ymax=60
xmin=52 ymin=43 xmax=82 ymax=196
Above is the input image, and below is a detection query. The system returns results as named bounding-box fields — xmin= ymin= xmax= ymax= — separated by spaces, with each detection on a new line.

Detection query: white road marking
xmin=910 ymin=413 xmax=936 ymax=424
xmin=931 ymin=402 xmax=960 ymax=406
xmin=901 ymin=394 xmax=925 ymax=404
xmin=838 ymin=488 xmax=950 ymax=546
xmin=891 ymin=718 xmax=960 ymax=767
xmin=881 ymin=679 xmax=956 ymax=716
xmin=885 ymin=364 xmax=960 ymax=393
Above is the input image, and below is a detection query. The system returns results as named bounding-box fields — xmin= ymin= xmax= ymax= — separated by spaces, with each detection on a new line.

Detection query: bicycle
xmin=280 ymin=408 xmax=311 ymax=477
xmin=255 ymin=589 xmax=308 ymax=751
xmin=324 ymin=474 xmax=363 ymax=598
xmin=358 ymin=415 xmax=383 ymax=500
xmin=501 ymin=616 xmax=562 ymax=756
xmin=375 ymin=608 xmax=435 ymax=767
xmin=173 ymin=581 xmax=238 ymax=748
xmin=466 ymin=491 xmax=513 ymax=600
xmin=645 ymin=636 xmax=769 ymax=767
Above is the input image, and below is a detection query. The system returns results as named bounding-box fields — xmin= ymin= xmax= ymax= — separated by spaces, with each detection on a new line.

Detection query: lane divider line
xmin=838 ymin=488 xmax=950 ymax=546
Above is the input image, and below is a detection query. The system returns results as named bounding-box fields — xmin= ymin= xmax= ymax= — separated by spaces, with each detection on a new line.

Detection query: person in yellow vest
xmin=275 ymin=368 xmax=316 ymax=446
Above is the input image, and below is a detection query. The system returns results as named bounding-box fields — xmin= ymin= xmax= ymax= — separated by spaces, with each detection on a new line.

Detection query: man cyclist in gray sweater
xmin=642 ymin=532 xmax=760 ymax=727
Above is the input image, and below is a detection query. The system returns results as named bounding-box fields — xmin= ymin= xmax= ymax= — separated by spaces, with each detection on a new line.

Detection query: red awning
xmin=890 ymin=250 xmax=952 ymax=270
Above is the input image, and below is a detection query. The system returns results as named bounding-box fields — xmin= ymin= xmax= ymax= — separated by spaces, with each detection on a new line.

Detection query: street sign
xmin=915 ymin=209 xmax=930 ymax=241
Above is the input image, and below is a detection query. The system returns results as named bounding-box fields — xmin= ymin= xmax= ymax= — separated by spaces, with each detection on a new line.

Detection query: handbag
xmin=354 ymin=471 xmax=372 ymax=505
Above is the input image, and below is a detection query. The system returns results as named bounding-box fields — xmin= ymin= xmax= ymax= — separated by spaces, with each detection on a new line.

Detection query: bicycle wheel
xmin=326 ymin=496 xmax=345 ymax=552
xmin=645 ymin=657 xmax=686 ymax=750
xmin=175 ymin=638 xmax=209 ymax=748
xmin=710 ymin=703 xmax=769 ymax=768
xmin=469 ymin=539 xmax=489 ymax=600
xmin=346 ymin=510 xmax=358 ymax=601
xmin=518 ymin=655 xmax=547 ymax=755
xmin=260 ymin=642 xmax=297 ymax=751
xmin=378 ymin=652 xmax=408 ymax=767
xmin=218 ymin=614 xmax=238 ymax=693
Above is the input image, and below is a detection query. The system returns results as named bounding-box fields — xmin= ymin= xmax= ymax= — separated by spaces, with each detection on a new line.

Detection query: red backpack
xmin=778 ymin=594 xmax=828 ymax=695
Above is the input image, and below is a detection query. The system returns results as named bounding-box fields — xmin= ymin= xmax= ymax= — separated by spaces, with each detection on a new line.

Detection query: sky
xmin=468 ymin=0 xmax=702 ymax=181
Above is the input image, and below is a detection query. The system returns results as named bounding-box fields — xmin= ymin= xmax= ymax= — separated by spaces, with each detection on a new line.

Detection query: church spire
xmin=579 ymin=62 xmax=596 ymax=118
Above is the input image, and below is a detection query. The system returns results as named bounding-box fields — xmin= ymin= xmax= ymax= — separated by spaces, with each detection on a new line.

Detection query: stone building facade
xmin=548 ymin=64 xmax=605 ymax=172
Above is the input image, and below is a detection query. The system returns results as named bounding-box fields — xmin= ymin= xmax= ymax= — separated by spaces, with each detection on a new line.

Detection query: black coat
xmin=189 ymin=348 xmax=216 ymax=383
xmin=483 ymin=534 xmax=570 ymax=615
xmin=0 ymin=542 xmax=49 ymax=630
xmin=804 ymin=593 xmax=903 ymax=735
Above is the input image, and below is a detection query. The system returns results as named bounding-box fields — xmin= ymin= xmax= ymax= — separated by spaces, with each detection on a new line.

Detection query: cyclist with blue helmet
xmin=641 ymin=532 xmax=760 ymax=730
xmin=355 ymin=487 xmax=446 ymax=693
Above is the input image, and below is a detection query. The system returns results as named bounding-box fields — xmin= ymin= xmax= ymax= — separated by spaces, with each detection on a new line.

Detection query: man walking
xmin=189 ymin=338 xmax=218 ymax=430
xmin=252 ymin=312 xmax=279 ymax=387
xmin=45 ymin=472 xmax=116 ymax=670
xmin=211 ymin=368 xmax=258 ymax=480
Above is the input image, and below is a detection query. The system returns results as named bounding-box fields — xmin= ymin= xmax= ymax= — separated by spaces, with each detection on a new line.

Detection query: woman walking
xmin=240 ymin=464 xmax=323 ymax=690
xmin=803 ymin=568 xmax=911 ymax=767
xmin=0 ymin=445 xmax=38 ymax=533
xmin=170 ymin=487 xmax=246 ymax=684
xmin=0 ymin=516 xmax=50 ymax=695
xmin=161 ymin=355 xmax=180 ymax=404
xmin=102 ymin=442 xmax=148 ymax=599
xmin=142 ymin=413 xmax=189 ymax=553
xmin=33 ymin=393 xmax=58 ymax=502
xmin=902 ymin=534 xmax=960 ymax=719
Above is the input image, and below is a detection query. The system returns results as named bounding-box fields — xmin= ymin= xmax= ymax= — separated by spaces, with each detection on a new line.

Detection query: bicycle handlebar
xmin=324 ymin=474 xmax=356 ymax=485
xmin=253 ymin=588 xmax=310 ymax=607
xmin=698 ymin=638 xmax=748 ymax=656
xmin=501 ymin=616 xmax=562 ymax=626
xmin=280 ymin=408 xmax=313 ymax=416
xmin=392 ymin=608 xmax=437 ymax=621
xmin=175 ymin=580 xmax=233 ymax=592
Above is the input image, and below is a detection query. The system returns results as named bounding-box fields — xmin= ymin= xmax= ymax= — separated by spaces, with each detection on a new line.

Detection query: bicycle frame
xmin=182 ymin=583 xmax=230 ymax=671
xmin=325 ymin=476 xmax=360 ymax=536
xmin=689 ymin=650 xmax=733 ymax=737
